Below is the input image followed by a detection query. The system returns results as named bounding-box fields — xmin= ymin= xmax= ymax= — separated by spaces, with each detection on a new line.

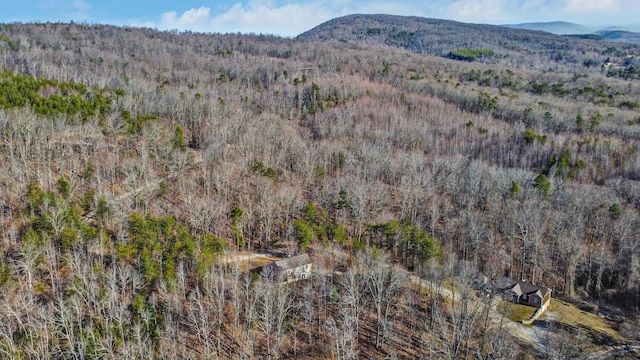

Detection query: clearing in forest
xmin=218 ymin=251 xmax=283 ymax=272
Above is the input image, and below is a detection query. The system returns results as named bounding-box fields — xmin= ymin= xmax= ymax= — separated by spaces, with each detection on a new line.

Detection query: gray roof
xmin=272 ymin=253 xmax=311 ymax=271
xmin=498 ymin=279 xmax=550 ymax=297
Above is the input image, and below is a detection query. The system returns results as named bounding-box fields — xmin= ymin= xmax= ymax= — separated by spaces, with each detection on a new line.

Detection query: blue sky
xmin=1 ymin=0 xmax=639 ymax=37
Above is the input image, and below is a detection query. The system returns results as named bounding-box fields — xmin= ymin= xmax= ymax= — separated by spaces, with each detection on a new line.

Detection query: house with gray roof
xmin=501 ymin=280 xmax=551 ymax=308
xmin=262 ymin=253 xmax=312 ymax=283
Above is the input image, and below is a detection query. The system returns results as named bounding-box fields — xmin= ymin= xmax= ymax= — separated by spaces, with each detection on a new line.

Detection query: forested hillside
xmin=299 ymin=14 xmax=640 ymax=77
xmin=0 ymin=20 xmax=639 ymax=358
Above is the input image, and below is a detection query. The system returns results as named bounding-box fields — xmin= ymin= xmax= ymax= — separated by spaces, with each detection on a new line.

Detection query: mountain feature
xmin=596 ymin=30 xmax=640 ymax=43
xmin=298 ymin=14 xmax=640 ymax=70
xmin=502 ymin=21 xmax=640 ymax=43
xmin=501 ymin=21 xmax=593 ymax=35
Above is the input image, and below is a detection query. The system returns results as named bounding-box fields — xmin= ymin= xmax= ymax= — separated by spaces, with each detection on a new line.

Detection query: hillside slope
xmin=298 ymin=14 xmax=640 ymax=71
xmin=597 ymin=30 xmax=640 ymax=43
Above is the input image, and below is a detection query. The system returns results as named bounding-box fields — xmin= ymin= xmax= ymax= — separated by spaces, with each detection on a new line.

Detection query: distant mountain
xmin=298 ymin=14 xmax=569 ymax=57
xmin=502 ymin=21 xmax=592 ymax=35
xmin=502 ymin=22 xmax=640 ymax=43
xmin=596 ymin=30 xmax=640 ymax=43
xmin=297 ymin=14 xmax=640 ymax=70
xmin=599 ymin=25 xmax=640 ymax=33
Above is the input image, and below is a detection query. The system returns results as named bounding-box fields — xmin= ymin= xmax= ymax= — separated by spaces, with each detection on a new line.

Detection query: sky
xmin=0 ymin=0 xmax=639 ymax=37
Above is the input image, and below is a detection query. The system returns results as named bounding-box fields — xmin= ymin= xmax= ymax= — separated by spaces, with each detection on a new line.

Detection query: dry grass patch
xmin=496 ymin=301 xmax=537 ymax=323
xmin=245 ymin=255 xmax=281 ymax=270
xmin=542 ymin=299 xmax=624 ymax=343
xmin=219 ymin=251 xmax=282 ymax=272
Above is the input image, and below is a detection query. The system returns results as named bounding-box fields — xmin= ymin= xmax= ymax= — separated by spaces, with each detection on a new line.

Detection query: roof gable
xmin=518 ymin=281 xmax=543 ymax=295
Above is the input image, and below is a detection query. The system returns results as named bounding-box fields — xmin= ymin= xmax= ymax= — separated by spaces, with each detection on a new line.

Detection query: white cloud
xmin=428 ymin=0 xmax=640 ymax=25
xmin=160 ymin=2 xmax=344 ymax=36
xmin=445 ymin=0 xmax=510 ymax=23
xmin=520 ymin=0 xmax=554 ymax=15
xmin=73 ymin=0 xmax=90 ymax=12
xmin=439 ymin=0 xmax=568 ymax=24
xmin=563 ymin=0 xmax=619 ymax=14
xmin=161 ymin=6 xmax=211 ymax=29
xmin=212 ymin=2 xmax=336 ymax=35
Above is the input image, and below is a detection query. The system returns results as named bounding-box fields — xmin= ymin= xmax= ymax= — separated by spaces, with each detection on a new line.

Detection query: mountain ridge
xmin=501 ymin=21 xmax=593 ymax=35
xmin=298 ymin=14 xmax=640 ymax=69
xmin=595 ymin=29 xmax=640 ymax=43
xmin=500 ymin=21 xmax=640 ymax=43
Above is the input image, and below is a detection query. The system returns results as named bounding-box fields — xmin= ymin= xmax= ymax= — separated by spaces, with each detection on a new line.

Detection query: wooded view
xmin=0 ymin=16 xmax=639 ymax=358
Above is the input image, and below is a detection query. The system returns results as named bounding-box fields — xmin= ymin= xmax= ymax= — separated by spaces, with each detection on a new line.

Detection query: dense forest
xmin=0 ymin=18 xmax=639 ymax=358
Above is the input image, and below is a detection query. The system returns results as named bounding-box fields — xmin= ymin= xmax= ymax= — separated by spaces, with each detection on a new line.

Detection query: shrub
xmin=172 ymin=125 xmax=186 ymax=150
xmin=621 ymin=101 xmax=640 ymax=109
xmin=521 ymin=129 xmax=547 ymax=145
xmin=533 ymin=174 xmax=552 ymax=198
